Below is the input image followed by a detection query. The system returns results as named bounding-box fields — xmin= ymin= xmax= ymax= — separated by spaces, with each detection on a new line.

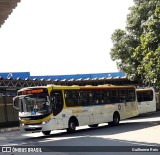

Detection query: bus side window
xmin=103 ymin=90 xmax=109 ymax=104
xmin=128 ymin=89 xmax=135 ymax=102
xmin=72 ymin=91 xmax=78 ymax=106
xmin=94 ymin=90 xmax=104 ymax=105
xmin=143 ymin=91 xmax=153 ymax=101
xmin=77 ymin=91 xmax=87 ymax=106
xmin=64 ymin=91 xmax=72 ymax=107
xmin=92 ymin=90 xmax=98 ymax=105
xmin=109 ymin=90 xmax=119 ymax=103
xmin=64 ymin=90 xmax=79 ymax=107
xmin=87 ymin=91 xmax=94 ymax=105
xmin=120 ymin=89 xmax=126 ymax=103
xmin=137 ymin=91 xmax=143 ymax=102
xmin=99 ymin=91 xmax=105 ymax=104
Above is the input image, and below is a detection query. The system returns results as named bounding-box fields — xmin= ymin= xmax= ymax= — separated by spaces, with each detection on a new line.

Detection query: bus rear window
xmin=137 ymin=90 xmax=153 ymax=102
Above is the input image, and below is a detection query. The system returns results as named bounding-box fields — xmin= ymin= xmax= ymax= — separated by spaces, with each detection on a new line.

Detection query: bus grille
xmin=25 ymin=127 xmax=42 ymax=131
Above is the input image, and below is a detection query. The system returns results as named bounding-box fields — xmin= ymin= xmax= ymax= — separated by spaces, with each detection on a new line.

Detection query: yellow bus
xmin=13 ymin=84 xmax=138 ymax=135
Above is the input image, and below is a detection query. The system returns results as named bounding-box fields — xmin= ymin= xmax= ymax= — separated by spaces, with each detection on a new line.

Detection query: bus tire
xmin=42 ymin=130 xmax=51 ymax=135
xmin=108 ymin=112 xmax=120 ymax=126
xmin=112 ymin=112 xmax=120 ymax=126
xmin=67 ymin=118 xmax=77 ymax=133
xmin=88 ymin=124 xmax=98 ymax=128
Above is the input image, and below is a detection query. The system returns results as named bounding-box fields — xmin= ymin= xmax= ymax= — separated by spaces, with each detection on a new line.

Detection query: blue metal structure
xmin=0 ymin=72 xmax=126 ymax=81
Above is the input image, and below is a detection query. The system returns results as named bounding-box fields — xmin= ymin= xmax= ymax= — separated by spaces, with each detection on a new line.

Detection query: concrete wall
xmin=0 ymin=96 xmax=19 ymax=127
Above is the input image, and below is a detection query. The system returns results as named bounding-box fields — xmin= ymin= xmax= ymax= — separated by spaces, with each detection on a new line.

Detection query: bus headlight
xmin=42 ymin=118 xmax=51 ymax=125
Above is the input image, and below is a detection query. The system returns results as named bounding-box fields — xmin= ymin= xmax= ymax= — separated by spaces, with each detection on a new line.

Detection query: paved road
xmin=0 ymin=112 xmax=160 ymax=155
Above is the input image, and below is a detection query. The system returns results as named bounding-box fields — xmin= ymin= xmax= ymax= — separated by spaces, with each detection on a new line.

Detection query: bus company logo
xmin=2 ymin=147 xmax=11 ymax=152
xmin=118 ymin=105 xmax=121 ymax=110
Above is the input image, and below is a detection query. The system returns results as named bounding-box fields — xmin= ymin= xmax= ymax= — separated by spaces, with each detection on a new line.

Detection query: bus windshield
xmin=15 ymin=94 xmax=51 ymax=116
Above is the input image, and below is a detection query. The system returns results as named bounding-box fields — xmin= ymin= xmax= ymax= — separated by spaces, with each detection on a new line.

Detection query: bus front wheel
xmin=42 ymin=130 xmax=51 ymax=135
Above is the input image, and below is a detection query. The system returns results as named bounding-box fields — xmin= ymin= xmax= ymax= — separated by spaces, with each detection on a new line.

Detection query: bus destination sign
xmin=19 ymin=89 xmax=44 ymax=95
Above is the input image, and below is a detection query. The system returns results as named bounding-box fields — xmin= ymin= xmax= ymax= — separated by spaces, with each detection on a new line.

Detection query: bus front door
xmin=50 ymin=90 xmax=64 ymax=129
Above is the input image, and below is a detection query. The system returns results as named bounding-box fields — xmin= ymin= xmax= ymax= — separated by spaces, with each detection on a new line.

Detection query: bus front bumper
xmin=20 ymin=124 xmax=43 ymax=132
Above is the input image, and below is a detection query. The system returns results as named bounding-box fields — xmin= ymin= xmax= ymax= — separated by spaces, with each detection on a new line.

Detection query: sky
xmin=0 ymin=0 xmax=134 ymax=76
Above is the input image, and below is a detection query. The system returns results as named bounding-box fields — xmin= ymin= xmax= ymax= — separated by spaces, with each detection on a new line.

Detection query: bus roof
xmin=48 ymin=84 xmax=135 ymax=90
xmin=18 ymin=85 xmax=135 ymax=92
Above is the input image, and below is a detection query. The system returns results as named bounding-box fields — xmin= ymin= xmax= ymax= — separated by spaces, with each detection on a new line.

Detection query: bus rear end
xmin=136 ymin=87 xmax=156 ymax=115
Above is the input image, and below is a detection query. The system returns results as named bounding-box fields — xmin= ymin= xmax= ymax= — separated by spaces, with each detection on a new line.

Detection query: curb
xmin=0 ymin=127 xmax=20 ymax=133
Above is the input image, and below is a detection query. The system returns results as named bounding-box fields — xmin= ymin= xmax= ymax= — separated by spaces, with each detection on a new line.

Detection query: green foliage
xmin=110 ymin=0 xmax=160 ymax=89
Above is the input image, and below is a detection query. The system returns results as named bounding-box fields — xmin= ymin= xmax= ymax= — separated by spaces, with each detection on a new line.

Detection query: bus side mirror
xmin=13 ymin=96 xmax=20 ymax=110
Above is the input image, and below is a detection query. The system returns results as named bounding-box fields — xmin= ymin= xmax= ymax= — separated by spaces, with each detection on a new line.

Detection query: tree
xmin=110 ymin=0 xmax=160 ymax=89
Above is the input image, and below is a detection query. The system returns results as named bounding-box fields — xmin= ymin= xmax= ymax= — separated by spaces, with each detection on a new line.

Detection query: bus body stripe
xmin=20 ymin=113 xmax=53 ymax=125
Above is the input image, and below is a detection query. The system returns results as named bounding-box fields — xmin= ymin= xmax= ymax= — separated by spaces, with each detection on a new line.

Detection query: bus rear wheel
xmin=67 ymin=119 xmax=76 ymax=133
xmin=42 ymin=130 xmax=51 ymax=135
xmin=108 ymin=112 xmax=120 ymax=126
